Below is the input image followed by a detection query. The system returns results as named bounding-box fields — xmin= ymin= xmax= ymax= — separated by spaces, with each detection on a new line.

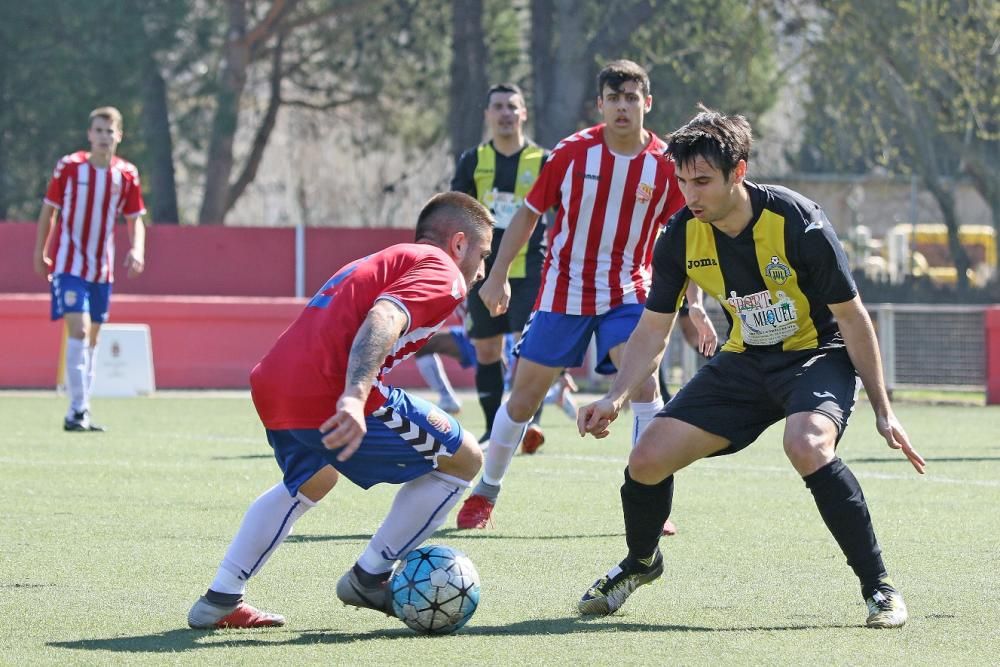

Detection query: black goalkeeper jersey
xmin=647 ymin=181 xmax=857 ymax=353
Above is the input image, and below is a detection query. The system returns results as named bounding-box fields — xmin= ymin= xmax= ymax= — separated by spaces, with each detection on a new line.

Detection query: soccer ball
xmin=390 ymin=545 xmax=480 ymax=635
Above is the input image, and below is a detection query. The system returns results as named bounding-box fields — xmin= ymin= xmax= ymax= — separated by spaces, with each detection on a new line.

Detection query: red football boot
xmin=456 ymin=494 xmax=495 ymax=529
xmin=521 ymin=423 xmax=545 ymax=454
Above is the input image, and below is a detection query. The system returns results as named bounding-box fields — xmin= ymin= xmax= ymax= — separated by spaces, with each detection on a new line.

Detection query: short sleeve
xmin=645 ymin=221 xmax=689 ymax=313
xmin=378 ymin=254 xmax=466 ymax=333
xmin=799 ymin=207 xmax=857 ymax=304
xmin=122 ymin=172 xmax=146 ymax=218
xmin=43 ymin=159 xmax=69 ymax=209
xmin=450 ymin=149 xmax=477 ymax=195
xmin=524 ymin=143 xmax=570 ymax=215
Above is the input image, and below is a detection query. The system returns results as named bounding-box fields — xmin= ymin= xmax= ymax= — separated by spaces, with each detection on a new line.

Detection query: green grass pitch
xmin=1 ymin=392 xmax=998 ymax=665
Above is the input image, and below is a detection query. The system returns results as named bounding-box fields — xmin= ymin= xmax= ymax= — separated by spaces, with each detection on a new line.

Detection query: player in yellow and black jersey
xmin=451 ymin=83 xmax=549 ymax=444
xmin=576 ymin=105 xmax=925 ymax=629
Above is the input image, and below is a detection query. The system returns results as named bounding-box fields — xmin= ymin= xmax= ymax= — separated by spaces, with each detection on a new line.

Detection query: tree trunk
xmin=448 ymin=0 xmax=487 ymax=166
xmin=198 ymin=0 xmax=251 ymax=225
xmin=225 ymin=33 xmax=284 ymax=214
xmin=533 ymin=0 xmax=590 ymax=146
xmin=141 ymin=55 xmax=179 ymax=224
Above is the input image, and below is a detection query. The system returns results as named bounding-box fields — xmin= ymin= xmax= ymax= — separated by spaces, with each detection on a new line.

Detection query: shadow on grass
xmin=48 ymin=616 xmax=857 ymax=653
xmin=212 ymin=454 xmax=272 ymax=460
xmin=286 ymin=529 xmax=625 ymax=543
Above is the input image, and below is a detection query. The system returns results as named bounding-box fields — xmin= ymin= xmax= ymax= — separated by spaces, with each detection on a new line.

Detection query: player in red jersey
xmin=188 ymin=192 xmax=493 ymax=629
xmin=33 ymin=106 xmax=146 ymax=432
xmin=455 ymin=60 xmax=687 ymax=530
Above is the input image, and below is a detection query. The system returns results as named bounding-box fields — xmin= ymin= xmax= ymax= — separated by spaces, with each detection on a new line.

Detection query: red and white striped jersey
xmin=44 ymin=151 xmax=146 ymax=283
xmin=524 ymin=124 xmax=684 ymax=315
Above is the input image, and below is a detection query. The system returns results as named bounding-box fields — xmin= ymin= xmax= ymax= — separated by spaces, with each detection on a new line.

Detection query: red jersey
xmin=43 ymin=151 xmax=146 ymax=283
xmin=251 ymin=244 xmax=468 ymax=430
xmin=524 ymin=124 xmax=684 ymax=315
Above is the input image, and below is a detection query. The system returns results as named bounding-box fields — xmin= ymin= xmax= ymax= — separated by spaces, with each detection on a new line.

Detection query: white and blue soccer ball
xmin=390 ymin=545 xmax=480 ymax=635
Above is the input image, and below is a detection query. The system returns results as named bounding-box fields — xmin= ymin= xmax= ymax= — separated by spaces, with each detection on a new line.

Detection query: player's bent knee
xmin=436 ymin=433 xmax=482 ymax=481
xmin=627 ymin=444 xmax=668 ymax=485
xmin=297 ymin=464 xmax=339 ymax=503
xmin=783 ymin=432 xmax=836 ymax=476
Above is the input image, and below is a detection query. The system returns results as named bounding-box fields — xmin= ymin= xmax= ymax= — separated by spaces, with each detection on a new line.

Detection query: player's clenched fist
xmin=578 ymin=398 xmax=620 ymax=439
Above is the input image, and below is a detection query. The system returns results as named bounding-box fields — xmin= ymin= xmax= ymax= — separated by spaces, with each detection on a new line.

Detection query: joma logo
xmin=687 ymin=258 xmax=718 ymax=269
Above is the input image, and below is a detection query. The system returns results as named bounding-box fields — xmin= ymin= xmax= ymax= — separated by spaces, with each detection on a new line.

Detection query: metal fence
xmin=662 ymin=303 xmax=988 ymax=391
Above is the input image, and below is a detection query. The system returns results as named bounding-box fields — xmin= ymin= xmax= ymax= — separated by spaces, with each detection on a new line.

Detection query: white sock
xmin=65 ymin=337 xmax=89 ymax=414
xmin=416 ymin=354 xmax=459 ymax=405
xmin=631 ymin=398 xmax=665 ymax=449
xmin=481 ymin=403 xmax=527 ymax=486
xmin=86 ymin=345 xmax=98 ymax=395
xmin=357 ymin=471 xmax=469 ymax=575
xmin=209 ymin=483 xmax=315 ymax=595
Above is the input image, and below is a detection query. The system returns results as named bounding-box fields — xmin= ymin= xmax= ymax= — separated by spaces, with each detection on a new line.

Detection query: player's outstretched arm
xmin=478 ymin=205 xmax=540 ymax=316
xmin=829 ymin=297 xmax=926 ymax=474
xmin=578 ymin=308 xmax=675 ymax=439
xmin=320 ymin=299 xmax=408 ymax=460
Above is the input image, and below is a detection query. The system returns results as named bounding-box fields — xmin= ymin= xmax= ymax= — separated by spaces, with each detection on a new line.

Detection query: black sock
xmin=476 ymin=360 xmax=504 ymax=433
xmin=803 ymin=458 xmax=888 ymax=597
xmin=205 ymin=589 xmax=242 ymax=606
xmin=621 ymin=468 xmax=674 ymax=566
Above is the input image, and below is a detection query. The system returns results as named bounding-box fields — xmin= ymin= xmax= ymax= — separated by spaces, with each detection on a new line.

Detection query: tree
xmin=448 ymin=0 xmax=488 ymax=166
xmin=795 ymin=0 xmax=999 ymax=287
xmin=528 ymin=0 xmax=779 ymax=147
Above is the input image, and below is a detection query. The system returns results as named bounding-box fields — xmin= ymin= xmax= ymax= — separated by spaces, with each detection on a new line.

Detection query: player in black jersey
xmin=577 ymin=105 xmax=924 ymax=628
xmin=451 ymin=83 xmax=549 ymax=451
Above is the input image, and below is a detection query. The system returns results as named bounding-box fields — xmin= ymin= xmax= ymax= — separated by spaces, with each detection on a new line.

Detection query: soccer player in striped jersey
xmin=577 ymin=106 xmax=924 ymax=628
xmin=188 ymin=193 xmax=493 ymax=629
xmin=33 ymin=107 xmax=147 ymax=432
xmin=455 ymin=60 xmax=686 ymax=530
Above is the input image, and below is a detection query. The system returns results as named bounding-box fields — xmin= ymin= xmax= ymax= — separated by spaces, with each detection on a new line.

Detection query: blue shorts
xmin=50 ymin=273 xmax=111 ymax=323
xmin=516 ymin=304 xmax=644 ymax=375
xmin=449 ymin=326 xmax=477 ymax=369
xmin=266 ymin=387 xmax=465 ymax=493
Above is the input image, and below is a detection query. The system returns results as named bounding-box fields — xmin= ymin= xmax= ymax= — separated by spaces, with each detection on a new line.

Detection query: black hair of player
xmin=597 ymin=60 xmax=650 ymax=98
xmin=485 ymin=83 xmax=524 ymax=108
xmin=666 ymin=104 xmax=753 ymax=182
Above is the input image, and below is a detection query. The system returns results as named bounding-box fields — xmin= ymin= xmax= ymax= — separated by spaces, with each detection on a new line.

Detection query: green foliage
xmin=629 ymin=0 xmax=779 ymax=134
xmin=794 ymin=1 xmax=998 ymax=176
xmin=0 ymin=1 xmax=188 ymax=219
xmin=0 ymin=393 xmax=997 ymax=663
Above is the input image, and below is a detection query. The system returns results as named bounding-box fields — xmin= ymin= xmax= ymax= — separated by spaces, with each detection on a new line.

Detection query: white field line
xmin=537 ymin=452 xmax=1000 ymax=488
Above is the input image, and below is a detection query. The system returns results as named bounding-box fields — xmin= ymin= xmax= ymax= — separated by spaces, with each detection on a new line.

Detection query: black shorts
xmin=467 ymin=275 xmax=541 ymax=339
xmin=660 ymin=346 xmax=859 ymax=455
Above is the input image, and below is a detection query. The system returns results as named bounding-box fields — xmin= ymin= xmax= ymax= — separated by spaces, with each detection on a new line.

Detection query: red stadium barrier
xmin=0 ymin=293 xmax=473 ymax=389
xmin=986 ymin=307 xmax=1000 ymax=405
xmin=0 ymin=222 xmax=414 ymax=296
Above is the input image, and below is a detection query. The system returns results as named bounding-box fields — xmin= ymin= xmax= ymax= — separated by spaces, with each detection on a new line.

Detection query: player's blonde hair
xmin=89 ymin=106 xmax=123 ymax=131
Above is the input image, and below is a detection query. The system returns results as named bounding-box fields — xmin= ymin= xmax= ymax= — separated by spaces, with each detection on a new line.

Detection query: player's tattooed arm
xmin=322 ymin=298 xmax=408 ymax=459
xmin=344 ymin=298 xmax=409 ymax=397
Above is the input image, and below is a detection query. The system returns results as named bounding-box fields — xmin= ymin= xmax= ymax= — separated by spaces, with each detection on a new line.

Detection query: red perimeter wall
xmin=0 ymin=222 xmax=472 ymax=389
xmin=986 ymin=307 xmax=1000 ymax=405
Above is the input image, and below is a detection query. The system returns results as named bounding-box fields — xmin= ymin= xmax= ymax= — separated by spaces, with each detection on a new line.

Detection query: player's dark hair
xmin=667 ymin=104 xmax=753 ymax=181
xmin=415 ymin=192 xmax=493 ymax=247
xmin=597 ymin=60 xmax=650 ymax=97
xmin=485 ymin=83 xmax=524 ymax=108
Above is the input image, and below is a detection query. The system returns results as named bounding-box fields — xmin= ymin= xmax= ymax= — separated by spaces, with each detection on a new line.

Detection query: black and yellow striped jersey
xmin=647 ymin=181 xmax=857 ymax=353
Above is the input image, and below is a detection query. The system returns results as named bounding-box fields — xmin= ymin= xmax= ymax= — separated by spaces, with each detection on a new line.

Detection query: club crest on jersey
xmin=764 ymin=256 xmax=792 ymax=285
xmin=636 ymin=182 xmax=653 ymax=204
xmin=426 ymin=408 xmax=452 ymax=434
